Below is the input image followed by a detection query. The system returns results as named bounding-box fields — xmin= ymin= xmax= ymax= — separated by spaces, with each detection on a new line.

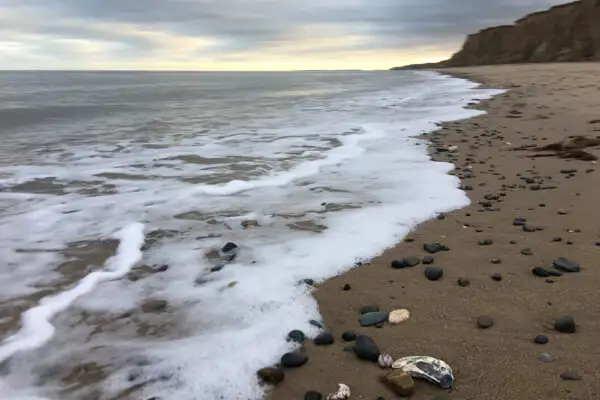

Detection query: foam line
xmin=0 ymin=222 xmax=145 ymax=363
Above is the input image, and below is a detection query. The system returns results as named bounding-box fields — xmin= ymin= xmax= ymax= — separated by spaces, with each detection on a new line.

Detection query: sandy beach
xmin=269 ymin=63 xmax=600 ymax=400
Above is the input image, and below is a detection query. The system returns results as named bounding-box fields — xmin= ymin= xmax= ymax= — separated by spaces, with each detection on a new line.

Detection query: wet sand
xmin=269 ymin=63 xmax=600 ymax=400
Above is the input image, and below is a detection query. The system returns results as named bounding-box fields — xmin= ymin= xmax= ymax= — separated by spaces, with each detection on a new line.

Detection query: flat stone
xmin=423 ymin=243 xmax=450 ymax=254
xmin=521 ymin=248 xmax=533 ymax=256
xmin=533 ymin=267 xmax=551 ymax=277
xmin=477 ymin=315 xmax=494 ymax=329
xmin=353 ymin=335 xmax=380 ymax=361
xmin=287 ymin=330 xmax=305 ymax=343
xmin=560 ymin=371 xmax=582 ymax=381
xmin=304 ymin=391 xmax=323 ymax=400
xmin=281 ymin=352 xmax=308 ymax=367
xmin=382 ymin=370 xmax=415 ymax=397
xmin=554 ymin=315 xmax=576 ymax=333
xmin=309 ymin=320 xmax=323 ymax=328
xmin=424 ymin=267 xmax=443 ymax=281
xmin=360 ymin=304 xmax=380 ymax=315
xmin=553 ymin=257 xmax=580 ymax=273
xmin=422 ymin=256 xmax=434 ymax=264
xmin=313 ymin=332 xmax=334 ymax=346
xmin=523 ymin=225 xmax=537 ymax=232
xmin=534 ymin=335 xmax=549 ymax=345
xmin=257 ymin=367 xmax=285 ymax=385
xmin=359 ymin=311 xmax=389 ymax=327
xmin=388 ymin=309 xmax=411 ymax=324
xmin=341 ymin=331 xmax=357 ymax=342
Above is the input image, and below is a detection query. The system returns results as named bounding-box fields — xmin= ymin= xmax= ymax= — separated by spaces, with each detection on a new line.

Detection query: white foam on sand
xmin=0 ymin=71 xmax=504 ymax=399
xmin=0 ymin=223 xmax=144 ymax=362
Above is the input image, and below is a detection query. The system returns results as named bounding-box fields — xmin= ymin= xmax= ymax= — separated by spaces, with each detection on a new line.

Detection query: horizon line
xmin=0 ymin=68 xmax=389 ymax=73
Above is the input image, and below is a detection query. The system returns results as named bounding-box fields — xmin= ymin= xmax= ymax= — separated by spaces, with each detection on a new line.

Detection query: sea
xmin=0 ymin=70 xmax=502 ymax=399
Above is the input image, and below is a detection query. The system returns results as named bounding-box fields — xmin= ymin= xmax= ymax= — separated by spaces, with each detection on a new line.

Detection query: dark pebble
xmin=257 ymin=367 xmax=285 ymax=385
xmin=304 ymin=391 xmax=323 ymax=400
xmin=303 ymin=279 xmax=315 ymax=286
xmin=313 ymin=332 xmax=334 ymax=346
xmin=422 ymin=256 xmax=434 ymax=264
xmin=534 ymin=335 xmax=549 ymax=345
xmin=391 ymin=256 xmax=421 ymax=269
xmin=423 ymin=243 xmax=450 ymax=254
xmin=287 ymin=330 xmax=305 ymax=343
xmin=221 ymin=242 xmax=238 ymax=253
xmin=510 ymin=240 xmax=517 ymax=244
xmin=457 ymin=277 xmax=470 ymax=287
xmin=342 ymin=283 xmax=351 ymax=291
xmin=477 ymin=316 xmax=494 ymax=329
xmin=359 ymin=311 xmax=389 ymax=327
xmin=523 ymin=225 xmax=537 ymax=233
xmin=353 ymin=335 xmax=380 ymax=361
xmin=552 ymin=237 xmax=563 ymax=242
xmin=210 ymin=265 xmax=224 ymax=272
xmin=478 ymin=239 xmax=493 ymax=246
xmin=491 ymin=273 xmax=502 ymax=281
xmin=156 ymin=264 xmax=169 ymax=272
xmin=341 ymin=331 xmax=357 ymax=342
xmin=424 ymin=267 xmax=443 ymax=281
xmin=532 ymin=267 xmax=551 ymax=278
xmin=490 ymin=258 xmax=502 ymax=264
xmin=437 ymin=214 xmax=445 ymax=220
xmin=553 ymin=257 xmax=580 ymax=273
xmin=309 ymin=320 xmax=323 ymax=328
xmin=281 ymin=353 xmax=308 ymax=367
xmin=521 ymin=248 xmax=533 ymax=256
xmin=560 ymin=371 xmax=582 ymax=381
xmin=554 ymin=315 xmax=576 ymax=333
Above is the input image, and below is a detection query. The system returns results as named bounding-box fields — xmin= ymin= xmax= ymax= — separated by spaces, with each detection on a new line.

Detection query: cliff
xmin=393 ymin=0 xmax=600 ymax=69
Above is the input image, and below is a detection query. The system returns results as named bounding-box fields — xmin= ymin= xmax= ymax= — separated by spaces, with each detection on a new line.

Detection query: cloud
xmin=0 ymin=0 xmax=568 ymax=70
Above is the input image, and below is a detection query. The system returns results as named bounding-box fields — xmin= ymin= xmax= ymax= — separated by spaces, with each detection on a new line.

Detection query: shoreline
xmin=270 ymin=63 xmax=600 ymax=400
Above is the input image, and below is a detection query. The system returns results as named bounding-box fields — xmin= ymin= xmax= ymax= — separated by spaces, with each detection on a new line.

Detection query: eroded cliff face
xmin=444 ymin=0 xmax=600 ymax=67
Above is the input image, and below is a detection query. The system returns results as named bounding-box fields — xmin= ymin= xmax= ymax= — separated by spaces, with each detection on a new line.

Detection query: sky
xmin=0 ymin=0 xmax=568 ymax=71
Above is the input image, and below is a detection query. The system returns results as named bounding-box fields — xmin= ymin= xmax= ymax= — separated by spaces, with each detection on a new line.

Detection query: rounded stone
xmin=304 ymin=390 xmax=323 ymax=400
xmin=342 ymin=283 xmax=351 ymax=291
xmin=287 ymin=330 xmax=305 ymax=343
xmin=554 ymin=315 xmax=576 ymax=333
xmin=422 ymin=256 xmax=434 ymax=265
xmin=313 ymin=332 xmax=334 ymax=346
xmin=560 ymin=371 xmax=582 ymax=381
xmin=257 ymin=367 xmax=285 ymax=385
xmin=491 ymin=273 xmax=502 ymax=281
xmin=457 ymin=277 xmax=470 ymax=287
xmin=341 ymin=331 xmax=357 ymax=342
xmin=532 ymin=267 xmax=551 ymax=277
xmin=477 ymin=315 xmax=494 ymax=329
xmin=424 ymin=267 xmax=443 ymax=281
xmin=388 ymin=309 xmax=411 ymax=324
xmin=534 ymin=335 xmax=549 ymax=345
xmin=281 ymin=352 xmax=308 ymax=367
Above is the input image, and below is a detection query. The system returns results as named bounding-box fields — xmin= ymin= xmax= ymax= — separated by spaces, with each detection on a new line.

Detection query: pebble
xmin=359 ymin=311 xmax=389 ymax=327
xmin=560 ymin=371 xmax=582 ymax=381
xmin=490 ymin=258 xmax=502 ymax=264
xmin=281 ymin=352 xmax=308 ymax=367
xmin=424 ymin=267 xmax=443 ymax=281
xmin=477 ymin=315 xmax=494 ymax=329
xmin=391 ymin=256 xmax=420 ymax=269
xmin=353 ymin=335 xmax=380 ymax=361
xmin=287 ymin=330 xmax=305 ymax=343
xmin=457 ymin=277 xmax=470 ymax=287
xmin=309 ymin=320 xmax=323 ymax=328
xmin=534 ymin=335 xmax=549 ymax=345
xmin=314 ymin=332 xmax=334 ymax=346
xmin=381 ymin=370 xmax=415 ymax=397
xmin=304 ymin=391 xmax=323 ymax=400
xmin=553 ymin=257 xmax=580 ymax=273
xmin=539 ymin=353 xmax=554 ymax=363
xmin=378 ymin=353 xmax=394 ymax=369
xmin=532 ymin=267 xmax=551 ymax=278
xmin=491 ymin=273 xmax=502 ymax=282
xmin=521 ymin=248 xmax=533 ymax=256
xmin=341 ymin=331 xmax=357 ymax=342
xmin=523 ymin=225 xmax=537 ymax=233
xmin=423 ymin=243 xmax=450 ymax=254
xmin=360 ymin=304 xmax=380 ymax=314
xmin=554 ymin=315 xmax=576 ymax=333
xmin=552 ymin=237 xmax=563 ymax=242
xmin=342 ymin=283 xmax=351 ymax=291
xmin=257 ymin=367 xmax=285 ymax=385
xmin=422 ymin=255 xmax=434 ymax=264
xmin=478 ymin=239 xmax=493 ymax=246
xmin=388 ymin=309 xmax=411 ymax=324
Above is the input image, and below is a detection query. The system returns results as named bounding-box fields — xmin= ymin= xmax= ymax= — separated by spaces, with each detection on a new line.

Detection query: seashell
xmin=326 ymin=383 xmax=351 ymax=400
xmin=378 ymin=353 xmax=394 ymax=368
xmin=388 ymin=309 xmax=410 ymax=324
xmin=392 ymin=356 xmax=454 ymax=389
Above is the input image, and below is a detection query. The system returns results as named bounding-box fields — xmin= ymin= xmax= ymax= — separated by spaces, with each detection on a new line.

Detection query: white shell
xmin=392 ymin=356 xmax=454 ymax=389
xmin=326 ymin=383 xmax=351 ymax=400
xmin=378 ymin=353 xmax=394 ymax=368
xmin=388 ymin=309 xmax=411 ymax=324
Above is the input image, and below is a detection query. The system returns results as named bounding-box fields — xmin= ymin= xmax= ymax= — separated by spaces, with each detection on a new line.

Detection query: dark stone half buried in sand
xmin=423 ymin=243 xmax=450 ymax=254
xmin=457 ymin=277 xmax=470 ymax=287
xmin=422 ymin=255 xmax=434 ymax=264
xmin=424 ymin=267 xmax=443 ymax=281
xmin=477 ymin=316 xmax=494 ymax=329
xmin=534 ymin=335 xmax=549 ymax=345
xmin=287 ymin=330 xmax=305 ymax=343
xmin=342 ymin=331 xmax=357 ymax=342
xmin=554 ymin=315 xmax=576 ymax=333
xmin=560 ymin=371 xmax=582 ymax=381
xmin=353 ymin=335 xmax=380 ymax=361
xmin=304 ymin=391 xmax=323 ymax=400
xmin=257 ymin=367 xmax=285 ymax=385
xmin=313 ymin=332 xmax=334 ymax=346
xmin=281 ymin=352 xmax=308 ymax=367
xmin=532 ymin=267 xmax=551 ymax=278
xmin=359 ymin=311 xmax=389 ymax=327
xmin=552 ymin=257 xmax=581 ymax=273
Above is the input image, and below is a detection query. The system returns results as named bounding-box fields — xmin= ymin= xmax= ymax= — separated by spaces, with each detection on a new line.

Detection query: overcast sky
xmin=0 ymin=0 xmax=567 ymax=70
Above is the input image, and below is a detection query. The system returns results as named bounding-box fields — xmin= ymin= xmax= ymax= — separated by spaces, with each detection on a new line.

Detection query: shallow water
xmin=0 ymin=70 xmax=502 ymax=399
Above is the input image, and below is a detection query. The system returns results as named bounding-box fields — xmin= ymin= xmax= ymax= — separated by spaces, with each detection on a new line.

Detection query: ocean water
xmin=0 ymin=71 xmax=502 ymax=399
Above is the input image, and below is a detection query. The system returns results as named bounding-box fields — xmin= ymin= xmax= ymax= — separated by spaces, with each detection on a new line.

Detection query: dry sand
xmin=269 ymin=63 xmax=600 ymax=400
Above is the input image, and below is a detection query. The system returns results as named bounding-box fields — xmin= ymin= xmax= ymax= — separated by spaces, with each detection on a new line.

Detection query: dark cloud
xmin=0 ymin=0 xmax=569 ymax=68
